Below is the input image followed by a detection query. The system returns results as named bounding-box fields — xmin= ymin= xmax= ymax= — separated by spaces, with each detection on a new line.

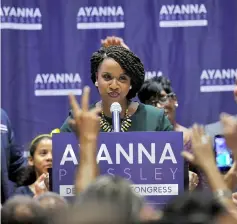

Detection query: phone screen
xmin=48 ymin=168 xmax=52 ymax=191
xmin=214 ymin=135 xmax=233 ymax=172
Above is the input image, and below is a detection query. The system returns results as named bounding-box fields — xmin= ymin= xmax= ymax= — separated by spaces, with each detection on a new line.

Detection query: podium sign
xmin=52 ymin=132 xmax=184 ymax=206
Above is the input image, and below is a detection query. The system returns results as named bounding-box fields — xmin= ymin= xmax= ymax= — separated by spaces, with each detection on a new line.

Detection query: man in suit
xmin=1 ymin=109 xmax=26 ymax=204
xmin=205 ymin=80 xmax=237 ymax=141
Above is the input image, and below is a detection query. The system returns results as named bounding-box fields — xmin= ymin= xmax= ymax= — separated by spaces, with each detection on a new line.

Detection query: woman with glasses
xmin=138 ymin=76 xmax=200 ymax=191
xmin=138 ymin=77 xmax=180 ymax=133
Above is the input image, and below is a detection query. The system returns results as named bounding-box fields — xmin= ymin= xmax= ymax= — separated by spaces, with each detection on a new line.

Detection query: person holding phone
xmin=14 ymin=135 xmax=52 ymax=197
xmin=214 ymin=135 xmax=234 ymax=172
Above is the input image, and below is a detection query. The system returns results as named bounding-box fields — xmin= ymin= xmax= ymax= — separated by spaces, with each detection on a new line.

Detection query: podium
xmin=52 ymin=131 xmax=184 ymax=207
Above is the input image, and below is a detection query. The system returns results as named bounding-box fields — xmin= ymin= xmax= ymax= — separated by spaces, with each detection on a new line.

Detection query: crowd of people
xmin=1 ymin=36 xmax=237 ymax=223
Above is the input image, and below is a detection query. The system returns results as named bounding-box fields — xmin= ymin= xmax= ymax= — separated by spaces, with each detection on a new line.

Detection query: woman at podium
xmin=60 ymin=45 xmax=173 ymax=133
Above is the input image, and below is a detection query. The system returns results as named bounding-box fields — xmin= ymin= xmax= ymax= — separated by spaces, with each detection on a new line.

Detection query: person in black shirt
xmin=1 ymin=108 xmax=26 ymax=204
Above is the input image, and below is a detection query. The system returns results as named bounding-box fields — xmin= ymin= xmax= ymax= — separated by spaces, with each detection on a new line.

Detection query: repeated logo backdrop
xmin=1 ymin=0 xmax=237 ymax=148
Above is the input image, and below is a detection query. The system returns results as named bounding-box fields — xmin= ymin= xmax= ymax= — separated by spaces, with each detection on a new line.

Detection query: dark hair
xmin=35 ymin=192 xmax=68 ymax=212
xmin=90 ymin=46 xmax=145 ymax=99
xmin=55 ymin=201 xmax=126 ymax=224
xmin=76 ymin=175 xmax=144 ymax=222
xmin=160 ymin=191 xmax=226 ymax=224
xmin=1 ymin=195 xmax=47 ymax=224
xmin=16 ymin=135 xmax=52 ymax=186
xmin=138 ymin=76 xmax=173 ymax=103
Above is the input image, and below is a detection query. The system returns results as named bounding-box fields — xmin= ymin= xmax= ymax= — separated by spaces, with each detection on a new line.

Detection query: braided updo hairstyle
xmin=90 ymin=46 xmax=145 ymax=99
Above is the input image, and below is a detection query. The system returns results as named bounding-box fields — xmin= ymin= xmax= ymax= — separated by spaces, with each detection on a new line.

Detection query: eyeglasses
xmin=150 ymin=93 xmax=176 ymax=106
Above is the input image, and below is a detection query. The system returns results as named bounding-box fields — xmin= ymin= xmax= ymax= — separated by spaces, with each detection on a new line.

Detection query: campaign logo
xmin=159 ymin=4 xmax=208 ymax=28
xmin=77 ymin=6 xmax=125 ymax=30
xmin=0 ymin=124 xmax=8 ymax=133
xmin=0 ymin=6 xmax=42 ymax=30
xmin=58 ymin=141 xmax=179 ymax=197
xmin=34 ymin=73 xmax=82 ymax=96
xmin=145 ymin=71 xmax=163 ymax=80
xmin=200 ymin=69 xmax=237 ymax=92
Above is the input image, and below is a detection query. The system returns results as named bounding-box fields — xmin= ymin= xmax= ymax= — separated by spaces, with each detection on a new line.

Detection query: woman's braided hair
xmin=90 ymin=46 xmax=145 ymax=99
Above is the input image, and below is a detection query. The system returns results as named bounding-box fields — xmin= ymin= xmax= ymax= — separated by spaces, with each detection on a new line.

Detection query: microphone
xmin=110 ymin=102 xmax=122 ymax=132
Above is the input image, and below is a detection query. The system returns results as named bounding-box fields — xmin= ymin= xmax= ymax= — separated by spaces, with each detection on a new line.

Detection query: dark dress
xmin=60 ymin=103 xmax=173 ymax=132
xmin=1 ymin=108 xmax=26 ymax=203
xmin=14 ymin=186 xmax=34 ymax=197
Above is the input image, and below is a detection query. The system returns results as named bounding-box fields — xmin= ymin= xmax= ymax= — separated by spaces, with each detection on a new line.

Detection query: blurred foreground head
xmin=1 ymin=195 xmax=46 ymax=224
xmin=159 ymin=191 xmax=236 ymax=224
xmin=35 ymin=192 xmax=68 ymax=212
xmin=76 ymin=175 xmax=144 ymax=222
xmin=54 ymin=200 xmax=126 ymax=224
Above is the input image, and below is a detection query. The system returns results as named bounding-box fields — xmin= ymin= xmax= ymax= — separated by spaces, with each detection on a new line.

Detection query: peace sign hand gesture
xmin=69 ymin=86 xmax=101 ymax=142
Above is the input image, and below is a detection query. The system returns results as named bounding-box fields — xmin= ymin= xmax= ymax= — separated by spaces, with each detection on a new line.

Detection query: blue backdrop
xmin=1 ymin=0 xmax=237 ymax=148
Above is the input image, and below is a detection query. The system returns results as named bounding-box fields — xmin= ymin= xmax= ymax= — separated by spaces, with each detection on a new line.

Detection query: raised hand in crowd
xmin=101 ymin=36 xmax=130 ymax=50
xmin=189 ymin=171 xmax=199 ymax=191
xmin=221 ymin=113 xmax=237 ymax=155
xmin=69 ymin=86 xmax=101 ymax=194
xmin=232 ymin=192 xmax=237 ymax=207
xmin=69 ymin=86 xmax=101 ymax=142
xmin=181 ymin=124 xmax=237 ymax=216
xmin=182 ymin=124 xmax=216 ymax=171
xmin=220 ymin=113 xmax=237 ymax=191
xmin=33 ymin=173 xmax=49 ymax=198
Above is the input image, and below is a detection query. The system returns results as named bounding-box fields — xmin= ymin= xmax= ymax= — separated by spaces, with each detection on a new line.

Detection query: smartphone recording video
xmin=214 ymin=135 xmax=233 ymax=172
